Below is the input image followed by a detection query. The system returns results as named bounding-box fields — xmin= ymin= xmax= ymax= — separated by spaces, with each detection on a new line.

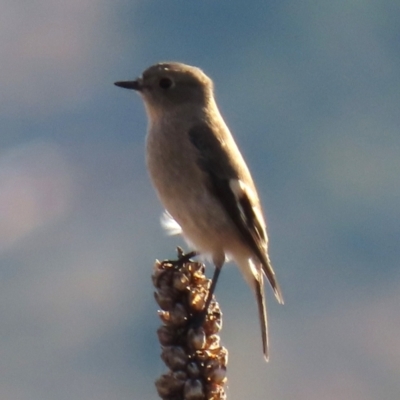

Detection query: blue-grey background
xmin=1 ymin=1 xmax=400 ymax=399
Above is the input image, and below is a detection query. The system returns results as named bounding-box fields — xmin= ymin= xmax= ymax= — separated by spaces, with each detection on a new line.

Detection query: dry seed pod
xmin=187 ymin=327 xmax=207 ymax=350
xmin=173 ymin=271 xmax=190 ymax=291
xmin=157 ymin=325 xmax=176 ymax=346
xmin=204 ymin=313 xmax=223 ymax=335
xmin=186 ymin=261 xmax=203 ymax=274
xmin=208 ymin=366 xmax=227 ymax=384
xmin=188 ymin=288 xmax=206 ymax=311
xmin=158 ymin=310 xmax=172 ymax=325
xmin=183 ymin=379 xmax=205 ymax=400
xmin=155 ymin=372 xmax=185 ymax=397
xmin=187 ymin=362 xmax=201 ymax=379
xmin=169 ymin=303 xmax=188 ymax=326
xmin=194 ymin=349 xmax=211 ymax=364
xmin=204 ymin=359 xmax=227 ymax=384
xmin=208 ymin=383 xmax=227 ymax=400
xmin=161 ymin=346 xmax=188 ymax=371
xmin=205 ymin=334 xmax=220 ymax=350
xmin=215 ymin=347 xmax=228 ymax=368
xmin=157 ymin=271 xmax=174 ymax=290
xmin=192 ymin=269 xmax=208 ymax=286
xmin=151 ymin=260 xmax=165 ymax=286
xmin=154 ymin=287 xmax=176 ymax=310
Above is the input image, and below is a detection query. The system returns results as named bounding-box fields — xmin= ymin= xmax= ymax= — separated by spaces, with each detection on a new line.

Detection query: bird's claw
xmin=169 ymin=247 xmax=197 ymax=267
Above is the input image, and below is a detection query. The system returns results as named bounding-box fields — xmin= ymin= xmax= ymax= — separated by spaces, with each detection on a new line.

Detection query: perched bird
xmin=115 ymin=62 xmax=283 ymax=360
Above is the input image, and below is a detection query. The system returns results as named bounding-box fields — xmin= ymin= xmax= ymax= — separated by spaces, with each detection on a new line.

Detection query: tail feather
xmin=261 ymin=253 xmax=284 ymax=305
xmin=236 ymin=255 xmax=282 ymax=361
xmin=254 ymin=273 xmax=269 ymax=361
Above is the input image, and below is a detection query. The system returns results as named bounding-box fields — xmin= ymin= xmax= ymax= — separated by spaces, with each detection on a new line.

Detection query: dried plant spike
xmin=188 ymin=327 xmax=207 ymax=350
xmin=208 ymin=383 xmax=227 ymax=400
xmin=169 ymin=303 xmax=188 ymax=326
xmin=161 ymin=346 xmax=188 ymax=371
xmin=187 ymin=362 xmax=201 ymax=379
xmin=183 ymin=379 xmax=206 ymax=400
xmin=155 ymin=372 xmax=186 ymax=397
xmin=188 ymin=287 xmax=207 ymax=312
xmin=157 ymin=325 xmax=176 ymax=346
xmin=153 ymin=250 xmax=228 ymax=399
xmin=205 ymin=334 xmax=221 ymax=350
xmin=154 ymin=287 xmax=176 ymax=310
xmin=173 ymin=271 xmax=191 ymax=291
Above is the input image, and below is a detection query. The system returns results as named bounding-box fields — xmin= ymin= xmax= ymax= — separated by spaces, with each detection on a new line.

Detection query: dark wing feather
xmin=188 ymin=123 xmax=283 ymax=303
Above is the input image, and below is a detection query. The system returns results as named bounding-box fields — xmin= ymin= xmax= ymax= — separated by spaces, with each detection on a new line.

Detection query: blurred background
xmin=1 ymin=1 xmax=400 ymax=399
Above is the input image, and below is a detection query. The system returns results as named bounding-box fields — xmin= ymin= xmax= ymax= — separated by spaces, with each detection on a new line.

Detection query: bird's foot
xmin=169 ymin=247 xmax=197 ymax=267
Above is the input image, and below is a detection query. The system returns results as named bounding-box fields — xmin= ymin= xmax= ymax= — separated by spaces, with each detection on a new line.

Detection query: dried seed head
xmin=208 ymin=383 xmax=227 ymax=400
xmin=161 ymin=346 xmax=188 ymax=371
xmin=169 ymin=303 xmax=188 ymax=326
xmin=192 ymin=269 xmax=208 ymax=286
xmin=157 ymin=326 xmax=176 ymax=346
xmin=208 ymin=365 xmax=227 ymax=384
xmin=186 ymin=261 xmax=204 ymax=275
xmin=183 ymin=379 xmax=205 ymax=400
xmin=151 ymin=260 xmax=164 ymax=286
xmin=153 ymin=254 xmax=228 ymax=400
xmin=203 ymin=306 xmax=222 ymax=335
xmin=204 ymin=359 xmax=227 ymax=384
xmin=216 ymin=348 xmax=228 ymax=367
xmin=187 ymin=362 xmax=201 ymax=378
xmin=155 ymin=372 xmax=185 ymax=397
xmin=157 ymin=272 xmax=173 ymax=291
xmin=154 ymin=287 xmax=176 ymax=310
xmin=188 ymin=327 xmax=207 ymax=350
xmin=173 ymin=271 xmax=190 ymax=291
xmin=205 ymin=334 xmax=221 ymax=350
xmin=188 ymin=288 xmax=206 ymax=311
xmin=158 ymin=310 xmax=171 ymax=325
xmin=195 ymin=349 xmax=211 ymax=364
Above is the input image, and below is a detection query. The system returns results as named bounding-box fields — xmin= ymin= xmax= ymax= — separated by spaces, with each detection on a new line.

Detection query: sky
xmin=1 ymin=1 xmax=400 ymax=399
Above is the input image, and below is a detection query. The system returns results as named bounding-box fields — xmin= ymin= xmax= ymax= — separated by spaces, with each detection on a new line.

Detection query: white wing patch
xmin=229 ymin=179 xmax=256 ymax=204
xmin=228 ymin=179 xmax=242 ymax=199
xmin=229 ymin=178 xmax=267 ymax=233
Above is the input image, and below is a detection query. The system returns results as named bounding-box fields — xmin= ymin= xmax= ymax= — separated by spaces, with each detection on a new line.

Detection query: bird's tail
xmin=261 ymin=253 xmax=284 ymax=305
xmin=235 ymin=256 xmax=281 ymax=361
xmin=253 ymin=271 xmax=269 ymax=361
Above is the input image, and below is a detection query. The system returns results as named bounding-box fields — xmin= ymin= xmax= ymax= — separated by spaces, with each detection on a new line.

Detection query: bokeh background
xmin=2 ymin=1 xmax=400 ymax=399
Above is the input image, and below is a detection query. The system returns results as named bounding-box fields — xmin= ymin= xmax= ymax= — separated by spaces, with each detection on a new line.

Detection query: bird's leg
xmin=191 ymin=264 xmax=222 ymax=328
xmin=203 ymin=265 xmax=221 ymax=313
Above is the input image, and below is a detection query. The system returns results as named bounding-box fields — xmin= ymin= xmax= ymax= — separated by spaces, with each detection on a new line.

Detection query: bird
xmin=115 ymin=62 xmax=283 ymax=360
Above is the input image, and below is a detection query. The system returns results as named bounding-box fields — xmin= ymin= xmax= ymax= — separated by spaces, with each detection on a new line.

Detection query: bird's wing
xmin=188 ymin=123 xmax=283 ymax=304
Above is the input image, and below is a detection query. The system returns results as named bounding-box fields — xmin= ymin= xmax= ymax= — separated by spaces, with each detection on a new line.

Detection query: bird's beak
xmin=114 ymin=78 xmax=143 ymax=91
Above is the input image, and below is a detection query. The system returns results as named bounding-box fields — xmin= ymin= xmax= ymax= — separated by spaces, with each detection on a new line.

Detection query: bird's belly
xmin=162 ymin=187 xmax=246 ymax=255
xmin=146 ymin=128 xmax=248 ymax=255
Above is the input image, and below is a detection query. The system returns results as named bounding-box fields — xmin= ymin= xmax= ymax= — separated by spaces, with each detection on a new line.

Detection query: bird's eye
xmin=159 ymin=77 xmax=173 ymax=89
